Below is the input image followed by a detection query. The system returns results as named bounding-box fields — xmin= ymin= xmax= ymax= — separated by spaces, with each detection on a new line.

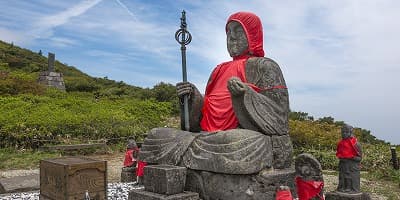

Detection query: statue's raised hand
xmin=228 ymin=77 xmax=248 ymax=96
xmin=176 ymin=82 xmax=194 ymax=98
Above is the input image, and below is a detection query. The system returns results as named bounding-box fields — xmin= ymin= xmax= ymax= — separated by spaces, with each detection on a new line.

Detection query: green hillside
xmin=0 ymin=40 xmax=178 ymax=149
xmin=0 ymin=40 xmax=163 ymax=99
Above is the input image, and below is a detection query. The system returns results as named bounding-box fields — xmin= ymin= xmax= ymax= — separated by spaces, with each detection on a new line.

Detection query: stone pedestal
xmin=144 ymin=165 xmax=186 ymax=195
xmin=40 ymin=157 xmax=107 ymax=200
xmin=325 ymin=191 xmax=371 ymax=200
xmin=129 ymin=165 xmax=198 ymax=200
xmin=121 ymin=167 xmax=136 ymax=182
xmin=185 ymin=168 xmax=296 ymax=200
xmin=129 ymin=189 xmax=199 ymax=200
xmin=37 ymin=71 xmax=65 ymax=90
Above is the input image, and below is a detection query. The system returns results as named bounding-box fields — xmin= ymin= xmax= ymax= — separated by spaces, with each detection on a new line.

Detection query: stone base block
xmin=0 ymin=174 xmax=39 ymax=194
xmin=121 ymin=167 xmax=137 ymax=182
xmin=325 ymin=191 xmax=371 ymax=200
xmin=144 ymin=165 xmax=186 ymax=195
xmin=129 ymin=189 xmax=199 ymax=200
xmin=272 ymin=135 xmax=293 ymax=169
xmin=185 ymin=168 xmax=296 ymax=200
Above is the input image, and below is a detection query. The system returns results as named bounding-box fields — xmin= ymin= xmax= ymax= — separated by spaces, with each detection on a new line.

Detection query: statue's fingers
xmin=177 ymin=88 xmax=192 ymax=97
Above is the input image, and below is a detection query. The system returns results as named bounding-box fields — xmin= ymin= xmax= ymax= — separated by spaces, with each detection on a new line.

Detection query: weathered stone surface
xmin=129 ymin=189 xmax=199 ymax=200
xmin=183 ymin=129 xmax=272 ymax=174
xmin=48 ymin=52 xmax=55 ymax=72
xmin=272 ymin=135 xmax=292 ymax=169
xmin=295 ymin=153 xmax=324 ymax=200
xmin=121 ymin=167 xmax=137 ymax=183
xmin=185 ymin=168 xmax=296 ymax=200
xmin=138 ymin=128 xmax=198 ymax=165
xmin=40 ymin=157 xmax=107 ymax=200
xmin=37 ymin=71 xmax=65 ymax=90
xmin=0 ymin=174 xmax=39 ymax=194
xmin=144 ymin=165 xmax=186 ymax=195
xmin=295 ymin=153 xmax=323 ymax=180
xmin=325 ymin=191 xmax=371 ymax=200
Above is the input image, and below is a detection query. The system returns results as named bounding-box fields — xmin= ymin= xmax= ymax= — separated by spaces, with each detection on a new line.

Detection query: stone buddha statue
xmin=138 ymin=11 xmax=295 ymax=199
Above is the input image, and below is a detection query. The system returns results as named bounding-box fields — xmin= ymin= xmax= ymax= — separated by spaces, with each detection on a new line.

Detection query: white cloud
xmin=0 ymin=28 xmax=29 ymax=45
xmin=32 ymin=0 xmax=102 ymax=38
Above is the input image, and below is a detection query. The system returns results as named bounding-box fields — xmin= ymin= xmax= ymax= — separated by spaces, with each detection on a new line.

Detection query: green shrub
xmin=0 ymin=94 xmax=172 ymax=148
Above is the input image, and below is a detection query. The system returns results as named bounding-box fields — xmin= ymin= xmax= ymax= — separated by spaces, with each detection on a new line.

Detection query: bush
xmin=0 ymin=94 xmax=172 ymax=148
xmin=0 ymin=72 xmax=45 ymax=95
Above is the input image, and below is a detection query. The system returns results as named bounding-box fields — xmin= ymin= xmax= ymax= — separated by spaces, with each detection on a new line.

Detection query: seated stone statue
xmin=336 ymin=124 xmax=362 ymax=193
xmin=139 ymin=11 xmax=294 ymax=199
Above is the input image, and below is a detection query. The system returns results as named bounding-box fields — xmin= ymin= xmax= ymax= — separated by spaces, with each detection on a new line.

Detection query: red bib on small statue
xmin=275 ymin=189 xmax=293 ymax=200
xmin=336 ymin=137 xmax=360 ymax=159
xmin=200 ymin=58 xmax=248 ymax=132
xmin=123 ymin=148 xmax=139 ymax=167
xmin=295 ymin=176 xmax=324 ymax=200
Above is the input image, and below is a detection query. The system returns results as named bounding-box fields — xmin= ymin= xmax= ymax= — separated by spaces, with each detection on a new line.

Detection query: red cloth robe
xmin=200 ymin=57 xmax=248 ymax=132
xmin=123 ymin=147 xmax=139 ymax=167
xmin=336 ymin=137 xmax=360 ymax=159
xmin=295 ymin=176 xmax=324 ymax=200
xmin=136 ymin=161 xmax=147 ymax=177
xmin=200 ymin=12 xmax=265 ymax=132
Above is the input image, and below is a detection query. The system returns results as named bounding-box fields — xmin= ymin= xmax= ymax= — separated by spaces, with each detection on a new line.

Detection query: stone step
xmin=0 ymin=174 xmax=39 ymax=194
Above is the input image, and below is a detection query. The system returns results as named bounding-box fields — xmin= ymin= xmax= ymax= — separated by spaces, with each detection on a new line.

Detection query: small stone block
xmin=144 ymin=165 xmax=186 ymax=195
xmin=129 ymin=189 xmax=199 ymax=200
xmin=325 ymin=191 xmax=371 ymax=200
xmin=0 ymin=174 xmax=39 ymax=194
xmin=121 ymin=167 xmax=137 ymax=182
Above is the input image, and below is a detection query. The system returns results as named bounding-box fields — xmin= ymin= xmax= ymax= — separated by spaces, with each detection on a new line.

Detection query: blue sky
xmin=1 ymin=0 xmax=399 ymax=144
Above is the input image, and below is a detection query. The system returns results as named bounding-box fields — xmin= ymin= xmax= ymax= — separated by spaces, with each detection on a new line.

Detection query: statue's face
xmin=341 ymin=125 xmax=353 ymax=139
xmin=226 ymin=21 xmax=248 ymax=57
xmin=341 ymin=130 xmax=352 ymax=139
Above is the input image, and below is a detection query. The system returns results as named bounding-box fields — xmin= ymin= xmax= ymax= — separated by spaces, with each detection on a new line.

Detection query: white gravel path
xmin=0 ymin=182 xmax=143 ymax=200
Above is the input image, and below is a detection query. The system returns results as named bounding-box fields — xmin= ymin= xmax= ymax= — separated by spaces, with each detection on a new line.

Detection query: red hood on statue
xmin=226 ymin=11 xmax=264 ymax=58
xmin=200 ymin=12 xmax=265 ymax=132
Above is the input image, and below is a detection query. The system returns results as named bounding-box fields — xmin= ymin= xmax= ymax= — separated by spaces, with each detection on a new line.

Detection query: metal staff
xmin=175 ymin=10 xmax=192 ymax=131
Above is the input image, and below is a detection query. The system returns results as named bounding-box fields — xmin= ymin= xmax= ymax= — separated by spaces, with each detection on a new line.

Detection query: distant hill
xmin=0 ymin=39 xmax=179 ymax=149
xmin=0 ymin=39 xmax=167 ymax=100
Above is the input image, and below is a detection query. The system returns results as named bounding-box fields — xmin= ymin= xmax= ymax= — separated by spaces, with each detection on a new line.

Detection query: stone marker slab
xmin=325 ymin=191 xmax=371 ymax=200
xmin=0 ymin=174 xmax=39 ymax=194
xmin=129 ymin=189 xmax=199 ymax=200
xmin=144 ymin=165 xmax=186 ymax=195
xmin=48 ymin=52 xmax=55 ymax=72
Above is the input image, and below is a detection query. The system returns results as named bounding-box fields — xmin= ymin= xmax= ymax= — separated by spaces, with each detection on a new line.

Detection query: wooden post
xmin=391 ymin=146 xmax=399 ymax=170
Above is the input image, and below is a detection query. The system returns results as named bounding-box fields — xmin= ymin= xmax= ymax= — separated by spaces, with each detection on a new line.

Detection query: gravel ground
xmin=0 ymin=183 xmax=144 ymax=200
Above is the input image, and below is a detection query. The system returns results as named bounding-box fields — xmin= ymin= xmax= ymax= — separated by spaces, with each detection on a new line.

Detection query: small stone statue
xmin=121 ymin=139 xmax=139 ymax=182
xmin=336 ymin=124 xmax=362 ymax=193
xmin=123 ymin=139 xmax=139 ymax=168
xmin=325 ymin=124 xmax=371 ymax=200
xmin=295 ymin=153 xmax=324 ymax=200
